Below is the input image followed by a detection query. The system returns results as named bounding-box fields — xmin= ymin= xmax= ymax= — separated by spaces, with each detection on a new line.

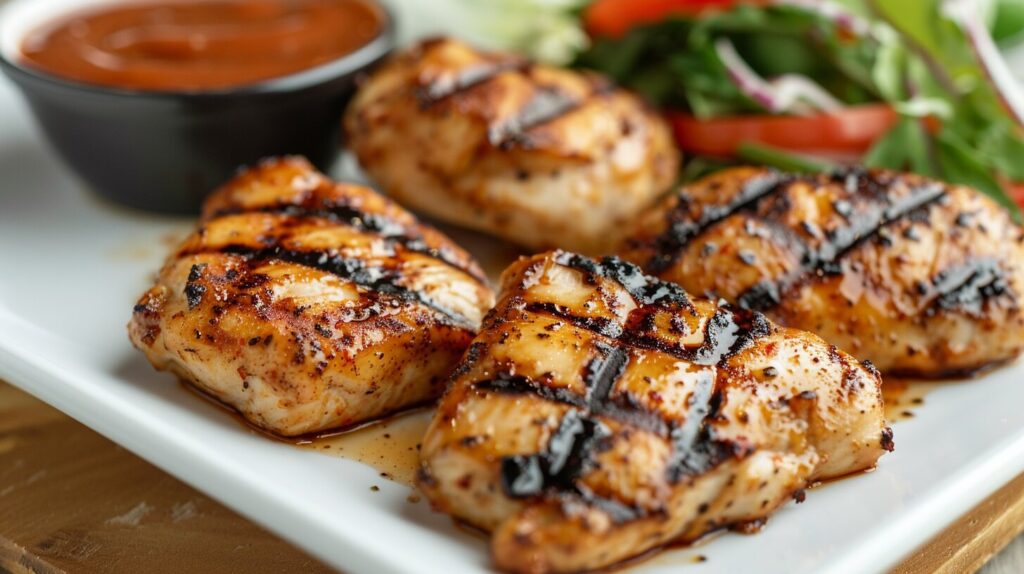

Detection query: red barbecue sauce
xmin=19 ymin=0 xmax=383 ymax=91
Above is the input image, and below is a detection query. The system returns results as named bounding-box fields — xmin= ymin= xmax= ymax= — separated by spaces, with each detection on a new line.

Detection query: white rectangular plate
xmin=3 ymin=28 xmax=1024 ymax=574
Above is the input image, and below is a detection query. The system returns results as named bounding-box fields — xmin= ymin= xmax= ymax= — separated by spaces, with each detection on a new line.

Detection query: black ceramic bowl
xmin=0 ymin=0 xmax=394 ymax=213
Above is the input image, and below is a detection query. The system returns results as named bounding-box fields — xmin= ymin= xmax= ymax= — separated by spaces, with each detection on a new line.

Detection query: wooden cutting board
xmin=0 ymin=379 xmax=1021 ymax=574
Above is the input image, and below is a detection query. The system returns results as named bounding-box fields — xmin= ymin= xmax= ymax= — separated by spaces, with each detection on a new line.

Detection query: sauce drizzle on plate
xmin=298 ymin=409 xmax=432 ymax=487
xmin=882 ymin=378 xmax=940 ymax=423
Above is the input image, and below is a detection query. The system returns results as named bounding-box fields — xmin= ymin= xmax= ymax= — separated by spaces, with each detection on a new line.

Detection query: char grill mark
xmin=646 ymin=168 xmax=957 ymax=312
xmin=524 ymin=253 xmax=690 ymax=340
xmin=211 ymin=202 xmax=485 ymax=282
xmin=737 ymin=179 xmax=947 ymax=311
xmin=737 ymin=281 xmax=784 ymax=313
xmin=416 ymin=58 xmax=604 ymax=151
xmin=525 ymin=254 xmax=769 ymax=365
xmin=200 ymin=244 xmax=475 ymax=328
xmin=667 ymin=372 xmax=731 ymax=481
xmin=495 ymin=343 xmax=638 ymax=515
xmin=525 ymin=300 xmax=770 ymax=366
xmin=478 ymin=351 xmax=667 ymax=437
xmin=492 ymin=254 xmax=770 ymax=519
xmin=554 ymin=253 xmax=691 ymax=307
xmin=618 ymin=306 xmax=771 ymax=367
xmin=583 ymin=342 xmax=669 ymax=435
xmin=832 ymin=166 xmax=895 ymax=200
xmin=525 ymin=302 xmax=624 ymax=338
xmin=415 ymin=59 xmax=528 ymax=105
xmin=928 ymin=259 xmax=1012 ymax=316
xmin=477 ymin=372 xmax=586 ymax=407
xmin=584 ymin=342 xmax=630 ymax=412
xmin=646 ymin=171 xmax=792 ymax=273
xmin=688 ymin=308 xmax=771 ymax=366
xmin=184 ymin=264 xmax=208 ymax=310
xmin=213 ymin=203 xmax=404 ymax=235
xmin=500 ymin=409 xmax=612 ymax=498
xmin=488 ymin=87 xmax=581 ymax=150
xmin=814 ymin=181 xmax=946 ymax=265
xmin=745 ymin=215 xmax=812 ymax=261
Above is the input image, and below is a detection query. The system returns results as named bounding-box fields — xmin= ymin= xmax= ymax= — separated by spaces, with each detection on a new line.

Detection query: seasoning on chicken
xmin=344 ymin=37 xmax=680 ymax=255
xmin=128 ymin=157 xmax=494 ymax=437
xmin=621 ymin=167 xmax=1024 ymax=378
xmin=418 ymin=251 xmax=890 ymax=573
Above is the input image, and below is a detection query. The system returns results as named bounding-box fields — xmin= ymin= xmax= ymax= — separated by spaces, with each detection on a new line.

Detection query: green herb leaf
xmin=869 ymin=0 xmax=946 ymax=59
xmin=870 ymin=32 xmax=907 ymax=101
xmin=978 ymin=122 xmax=1024 ymax=180
xmin=574 ymin=6 xmax=882 ymax=113
xmin=863 ymin=117 xmax=934 ymax=173
xmin=573 ymin=0 xmax=1024 ymax=219
xmin=935 ymin=129 xmax=1023 ymax=220
xmin=993 ymin=0 xmax=1024 ymax=46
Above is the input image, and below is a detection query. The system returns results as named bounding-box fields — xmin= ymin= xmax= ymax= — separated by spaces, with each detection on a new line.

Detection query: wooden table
xmin=1 ymin=380 xmax=1022 ymax=574
xmin=0 ymin=382 xmax=332 ymax=574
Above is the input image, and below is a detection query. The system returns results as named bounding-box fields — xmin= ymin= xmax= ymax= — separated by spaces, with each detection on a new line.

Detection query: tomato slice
xmin=1001 ymin=179 xmax=1024 ymax=210
xmin=667 ymin=104 xmax=899 ymax=157
xmin=585 ymin=0 xmax=752 ymax=38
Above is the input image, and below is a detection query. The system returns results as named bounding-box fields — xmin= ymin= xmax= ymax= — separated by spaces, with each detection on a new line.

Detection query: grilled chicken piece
xmin=621 ymin=167 xmax=1024 ymax=378
xmin=344 ymin=37 xmax=679 ymax=255
xmin=128 ymin=157 xmax=494 ymax=437
xmin=419 ymin=251 xmax=890 ymax=573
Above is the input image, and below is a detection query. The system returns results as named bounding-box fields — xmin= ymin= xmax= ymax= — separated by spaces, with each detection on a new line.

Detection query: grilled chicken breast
xmin=621 ymin=167 xmax=1024 ymax=378
xmin=419 ymin=251 xmax=890 ymax=573
xmin=344 ymin=37 xmax=679 ymax=255
xmin=128 ymin=157 xmax=494 ymax=437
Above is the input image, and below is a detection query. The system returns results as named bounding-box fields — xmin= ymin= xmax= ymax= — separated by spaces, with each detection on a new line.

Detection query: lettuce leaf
xmin=575 ymin=0 xmax=1023 ymax=218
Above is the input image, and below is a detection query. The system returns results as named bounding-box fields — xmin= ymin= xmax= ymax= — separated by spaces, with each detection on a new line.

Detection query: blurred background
xmin=2 ymin=1 xmax=1024 ymax=573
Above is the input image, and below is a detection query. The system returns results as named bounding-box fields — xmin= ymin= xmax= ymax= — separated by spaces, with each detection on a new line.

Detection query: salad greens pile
xmin=572 ymin=0 xmax=1024 ymax=219
xmin=575 ymin=3 xmax=881 ymax=117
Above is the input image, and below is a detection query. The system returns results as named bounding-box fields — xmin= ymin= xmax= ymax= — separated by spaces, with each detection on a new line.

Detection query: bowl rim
xmin=0 ymin=0 xmax=395 ymax=100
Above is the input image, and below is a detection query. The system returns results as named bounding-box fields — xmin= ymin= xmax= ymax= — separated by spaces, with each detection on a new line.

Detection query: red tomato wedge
xmin=1001 ymin=179 xmax=1024 ymax=210
xmin=585 ymin=0 xmax=762 ymax=38
xmin=667 ymin=104 xmax=899 ymax=156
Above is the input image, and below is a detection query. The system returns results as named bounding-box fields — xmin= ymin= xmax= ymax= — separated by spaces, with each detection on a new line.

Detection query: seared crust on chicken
xmin=621 ymin=167 xmax=1024 ymax=378
xmin=344 ymin=37 xmax=680 ymax=255
xmin=128 ymin=157 xmax=494 ymax=436
xmin=418 ymin=251 xmax=890 ymax=573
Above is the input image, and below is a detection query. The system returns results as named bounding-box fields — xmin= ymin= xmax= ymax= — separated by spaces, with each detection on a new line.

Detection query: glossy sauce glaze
xmin=181 ymin=379 xmax=429 ymax=487
xmin=297 ymin=409 xmax=432 ymax=486
xmin=19 ymin=0 xmax=384 ymax=91
xmin=294 ymin=379 xmax=928 ymax=490
xmin=882 ymin=378 xmax=940 ymax=423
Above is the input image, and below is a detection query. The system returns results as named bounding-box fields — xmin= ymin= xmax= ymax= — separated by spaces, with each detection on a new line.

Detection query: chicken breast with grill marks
xmin=128 ymin=157 xmax=494 ymax=437
xmin=418 ymin=251 xmax=891 ymax=573
xmin=344 ymin=37 xmax=680 ymax=255
xmin=621 ymin=167 xmax=1024 ymax=378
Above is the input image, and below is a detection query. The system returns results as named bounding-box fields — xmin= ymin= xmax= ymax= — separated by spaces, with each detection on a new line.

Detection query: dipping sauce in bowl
xmin=19 ymin=0 xmax=384 ymax=91
xmin=0 ymin=0 xmax=393 ymax=213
